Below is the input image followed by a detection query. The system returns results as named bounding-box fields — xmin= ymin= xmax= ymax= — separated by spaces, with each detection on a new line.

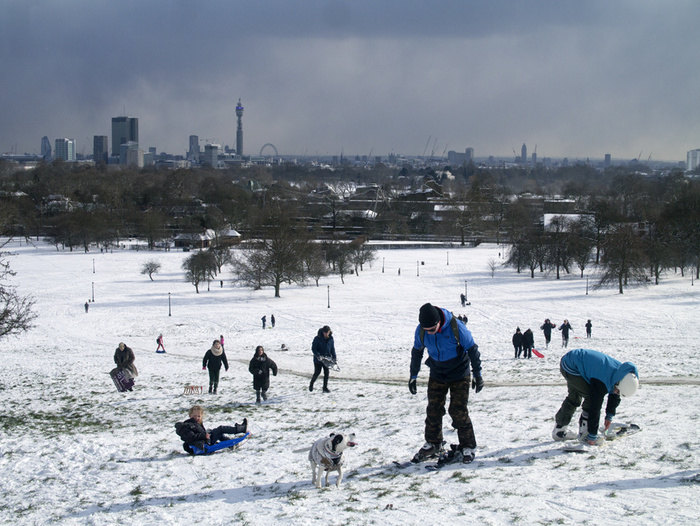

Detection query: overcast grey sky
xmin=2 ymin=0 xmax=699 ymax=162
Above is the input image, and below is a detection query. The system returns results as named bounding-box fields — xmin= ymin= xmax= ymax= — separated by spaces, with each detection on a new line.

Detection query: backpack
xmin=156 ymin=338 xmax=159 ymax=344
xmin=419 ymin=313 xmax=462 ymax=351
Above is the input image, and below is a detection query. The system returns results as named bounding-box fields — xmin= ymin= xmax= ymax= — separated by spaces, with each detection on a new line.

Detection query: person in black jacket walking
xmin=310 ymin=325 xmax=336 ymax=393
xmin=249 ymin=345 xmax=278 ymax=403
xmin=559 ymin=320 xmax=573 ymax=348
xmin=540 ymin=319 xmax=556 ymax=349
xmin=202 ymin=339 xmax=228 ymax=394
xmin=512 ymin=328 xmax=523 ymax=359
xmin=522 ymin=328 xmax=535 ymax=359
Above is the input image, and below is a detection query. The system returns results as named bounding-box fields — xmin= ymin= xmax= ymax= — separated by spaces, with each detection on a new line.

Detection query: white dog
xmin=308 ymin=432 xmax=357 ymax=488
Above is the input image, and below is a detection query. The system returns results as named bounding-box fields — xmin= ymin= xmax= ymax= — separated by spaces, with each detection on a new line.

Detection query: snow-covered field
xmin=1 ymin=239 xmax=698 ymax=525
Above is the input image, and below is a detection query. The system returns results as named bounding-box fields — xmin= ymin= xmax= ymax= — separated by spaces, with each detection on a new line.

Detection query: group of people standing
xmin=513 ymin=318 xmax=592 ymax=357
xmin=261 ymin=315 xmax=276 ymax=329
xmin=511 ymin=327 xmax=535 ymax=358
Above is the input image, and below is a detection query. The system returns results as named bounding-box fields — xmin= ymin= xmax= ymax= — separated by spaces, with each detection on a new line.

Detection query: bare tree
xmin=182 ymin=251 xmax=216 ymax=293
xmin=596 ymin=224 xmax=648 ymax=294
xmin=0 ymin=240 xmax=37 ymax=339
xmin=140 ymin=259 xmax=161 ymax=281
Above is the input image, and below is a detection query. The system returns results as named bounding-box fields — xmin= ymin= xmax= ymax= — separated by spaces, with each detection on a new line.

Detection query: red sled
xmin=532 ymin=349 xmax=544 ymax=358
xmin=110 ymin=368 xmax=134 ymax=392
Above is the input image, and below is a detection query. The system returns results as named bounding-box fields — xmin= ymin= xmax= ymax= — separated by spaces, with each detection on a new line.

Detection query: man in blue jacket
xmin=553 ymin=348 xmax=639 ymax=445
xmin=409 ymin=303 xmax=483 ymax=464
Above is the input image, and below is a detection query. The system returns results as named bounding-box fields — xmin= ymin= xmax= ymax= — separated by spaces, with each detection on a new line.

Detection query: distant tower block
xmin=235 ymin=98 xmax=244 ymax=156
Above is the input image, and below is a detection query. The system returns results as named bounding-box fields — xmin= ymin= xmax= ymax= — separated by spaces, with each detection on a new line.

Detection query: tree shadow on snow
xmin=572 ymin=469 xmax=700 ymax=491
xmin=66 ymin=480 xmax=322 ymax=520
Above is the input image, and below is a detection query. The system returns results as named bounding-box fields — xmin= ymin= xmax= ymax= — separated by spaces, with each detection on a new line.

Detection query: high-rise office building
xmin=204 ymin=144 xmax=220 ymax=166
xmin=521 ymin=143 xmax=527 ymax=164
xmin=41 ymin=136 xmax=52 ymax=160
xmin=604 ymin=153 xmax=612 ymax=168
xmin=188 ymin=135 xmax=200 ymax=161
xmin=235 ymin=99 xmax=244 ymax=156
xmin=687 ymin=149 xmax=700 ymax=171
xmin=93 ymin=135 xmax=109 ymax=163
xmin=55 ymin=138 xmax=76 ymax=161
xmin=111 ymin=116 xmax=139 ymax=160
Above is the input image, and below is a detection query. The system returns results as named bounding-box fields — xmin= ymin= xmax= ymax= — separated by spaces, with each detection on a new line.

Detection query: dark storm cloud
xmin=1 ymin=1 xmax=699 ymax=160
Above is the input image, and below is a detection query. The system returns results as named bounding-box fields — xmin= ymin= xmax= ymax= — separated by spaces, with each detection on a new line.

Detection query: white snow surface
xmin=1 ymin=239 xmax=699 ymax=525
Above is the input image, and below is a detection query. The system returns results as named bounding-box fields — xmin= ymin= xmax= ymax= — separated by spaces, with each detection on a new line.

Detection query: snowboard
xmin=532 ymin=349 xmax=544 ymax=358
xmin=563 ymin=423 xmax=641 ymax=453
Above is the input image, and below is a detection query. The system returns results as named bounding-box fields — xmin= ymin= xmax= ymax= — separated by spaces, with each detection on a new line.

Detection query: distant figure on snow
xmin=113 ymin=342 xmax=138 ymax=391
xmin=261 ymin=315 xmax=266 ymax=330
xmin=512 ymin=327 xmax=523 ymax=359
xmin=156 ymin=333 xmax=166 ymax=353
xmin=522 ymin=328 xmax=534 ymax=359
xmin=219 ymin=334 xmax=225 ymax=351
xmin=585 ymin=320 xmax=592 ymax=339
xmin=249 ymin=345 xmax=278 ymax=403
xmin=460 ymin=293 xmax=466 ymax=307
xmin=203 ymin=339 xmax=228 ymax=394
xmin=310 ymin=325 xmax=336 ymax=393
xmin=540 ymin=319 xmax=556 ymax=349
xmin=271 ymin=314 xmax=276 ymax=328
xmin=559 ymin=320 xmax=573 ymax=348
xmin=84 ymin=301 xmax=89 ymax=313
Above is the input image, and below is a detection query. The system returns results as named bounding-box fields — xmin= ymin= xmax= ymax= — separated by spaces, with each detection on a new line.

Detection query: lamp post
xmin=464 ymin=280 xmax=468 ymax=302
xmin=586 ymin=277 xmax=589 ymax=295
xmin=417 ymin=261 xmax=419 ymax=277
xmin=93 ymin=259 xmax=95 ymax=273
xmin=327 ymin=285 xmax=330 ymax=308
xmin=168 ymin=292 xmax=171 ymax=316
xmin=447 ymin=251 xmax=449 ymax=266
xmin=91 ymin=282 xmax=94 ymax=302
xmin=382 ymin=257 xmax=385 ymax=273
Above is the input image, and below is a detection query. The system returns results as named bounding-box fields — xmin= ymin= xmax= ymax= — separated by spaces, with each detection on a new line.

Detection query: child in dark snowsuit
xmin=174 ymin=405 xmax=247 ymax=455
xmin=512 ymin=328 xmax=523 ymax=358
xmin=585 ymin=320 xmax=592 ymax=338
xmin=202 ymin=340 xmax=228 ymax=394
xmin=248 ymin=345 xmax=278 ymax=403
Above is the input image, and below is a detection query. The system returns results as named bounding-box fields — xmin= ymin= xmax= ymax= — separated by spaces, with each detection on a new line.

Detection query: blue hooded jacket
xmin=561 ymin=349 xmax=638 ymax=393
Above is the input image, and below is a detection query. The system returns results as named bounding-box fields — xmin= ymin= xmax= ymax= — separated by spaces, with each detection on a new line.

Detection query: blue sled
xmin=190 ymin=432 xmax=251 ymax=455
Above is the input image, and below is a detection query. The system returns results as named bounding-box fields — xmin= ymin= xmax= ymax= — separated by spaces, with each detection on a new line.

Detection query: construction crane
xmin=422 ymin=135 xmax=431 ymax=161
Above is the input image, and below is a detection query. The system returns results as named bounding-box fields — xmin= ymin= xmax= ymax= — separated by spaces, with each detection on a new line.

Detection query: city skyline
xmin=1 ymin=1 xmax=699 ymax=162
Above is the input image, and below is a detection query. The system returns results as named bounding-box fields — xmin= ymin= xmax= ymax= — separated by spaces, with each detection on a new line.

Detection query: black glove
xmin=472 ymin=376 xmax=484 ymax=393
xmin=408 ymin=378 xmax=417 ymax=395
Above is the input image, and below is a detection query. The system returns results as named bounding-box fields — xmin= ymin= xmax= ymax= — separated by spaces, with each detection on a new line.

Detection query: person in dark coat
xmin=261 ymin=315 xmax=266 ymax=329
xmin=585 ymin=320 xmax=592 ymax=338
xmin=175 ymin=405 xmax=247 ymax=455
xmin=249 ymin=345 xmax=278 ymax=403
xmin=540 ymin=319 xmax=556 ymax=349
xmin=310 ymin=325 xmax=336 ymax=393
xmin=559 ymin=320 xmax=573 ymax=348
xmin=202 ymin=340 xmax=228 ymax=394
xmin=271 ymin=314 xmax=276 ymax=328
xmin=110 ymin=342 xmax=139 ymax=391
xmin=522 ymin=328 xmax=535 ymax=359
xmin=512 ymin=328 xmax=523 ymax=359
